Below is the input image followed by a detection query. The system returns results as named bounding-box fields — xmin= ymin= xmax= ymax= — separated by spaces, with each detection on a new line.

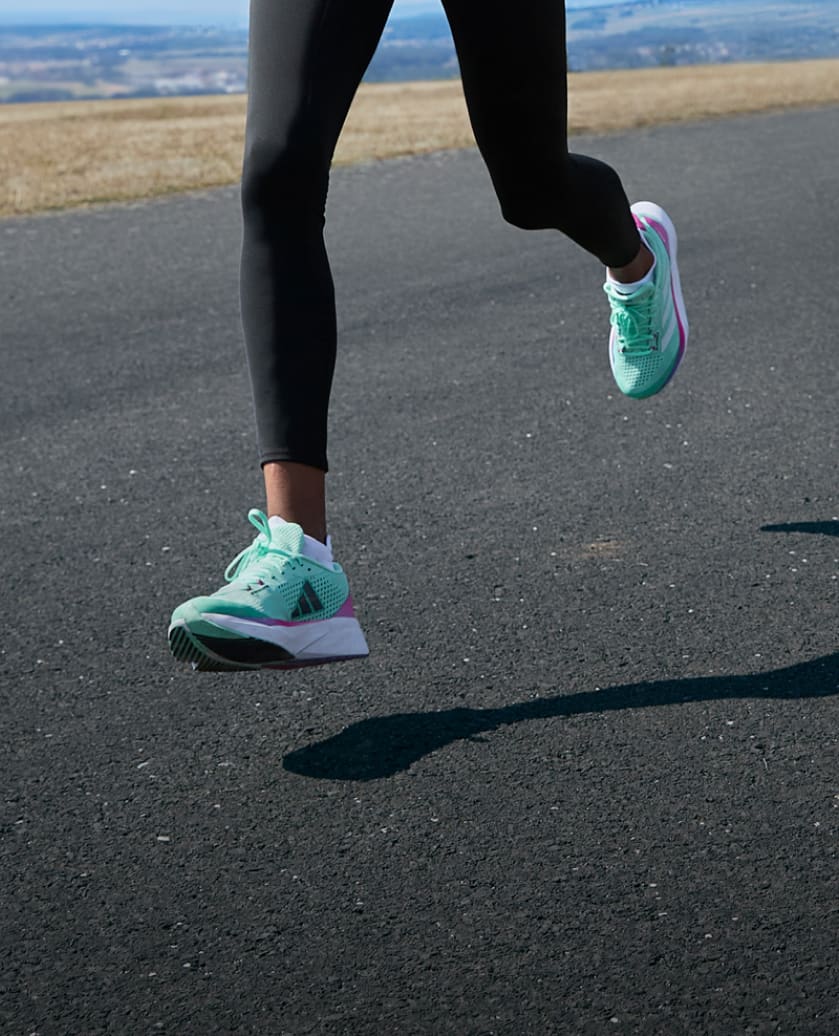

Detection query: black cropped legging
xmin=240 ymin=0 xmax=641 ymax=471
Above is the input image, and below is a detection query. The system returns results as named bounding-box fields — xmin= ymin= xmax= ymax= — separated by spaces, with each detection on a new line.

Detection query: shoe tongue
xmin=268 ymin=519 xmax=305 ymax=555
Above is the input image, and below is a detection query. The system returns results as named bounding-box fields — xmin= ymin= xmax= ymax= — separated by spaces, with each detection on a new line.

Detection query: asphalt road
xmin=2 ymin=106 xmax=838 ymax=1035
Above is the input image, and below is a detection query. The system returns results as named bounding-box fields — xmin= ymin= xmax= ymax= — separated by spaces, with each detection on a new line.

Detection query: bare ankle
xmin=262 ymin=461 xmax=327 ymax=542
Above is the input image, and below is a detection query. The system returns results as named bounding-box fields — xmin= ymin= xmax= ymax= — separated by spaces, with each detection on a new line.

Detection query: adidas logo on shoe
xmin=290 ymin=580 xmax=323 ymax=619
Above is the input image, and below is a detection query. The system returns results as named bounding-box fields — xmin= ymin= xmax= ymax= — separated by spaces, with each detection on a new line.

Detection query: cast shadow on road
xmin=283 ymin=651 xmax=839 ymax=782
xmin=762 ymin=521 xmax=839 ymax=537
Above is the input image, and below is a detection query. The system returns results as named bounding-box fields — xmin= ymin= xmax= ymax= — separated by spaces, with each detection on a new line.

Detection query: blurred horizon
xmin=4 ymin=0 xmax=834 ymax=105
xmin=0 ymin=0 xmax=623 ymax=27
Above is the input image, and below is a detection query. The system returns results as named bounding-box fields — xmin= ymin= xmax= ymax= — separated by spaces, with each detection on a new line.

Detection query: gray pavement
xmin=1 ymin=105 xmax=838 ymax=1035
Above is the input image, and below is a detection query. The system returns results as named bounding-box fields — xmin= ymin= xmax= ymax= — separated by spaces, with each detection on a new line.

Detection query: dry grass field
xmin=2 ymin=58 xmax=839 ymax=218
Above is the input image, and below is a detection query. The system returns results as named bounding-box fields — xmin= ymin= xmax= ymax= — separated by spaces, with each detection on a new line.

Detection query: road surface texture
xmin=2 ymin=106 xmax=838 ymax=1035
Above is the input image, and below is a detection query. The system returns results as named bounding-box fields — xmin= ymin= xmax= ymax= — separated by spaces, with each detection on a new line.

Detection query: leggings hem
xmin=259 ymin=449 xmax=329 ymax=474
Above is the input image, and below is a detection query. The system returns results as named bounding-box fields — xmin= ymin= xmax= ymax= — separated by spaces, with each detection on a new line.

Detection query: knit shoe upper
xmin=604 ymin=201 xmax=689 ymax=399
xmin=169 ymin=509 xmax=368 ymax=671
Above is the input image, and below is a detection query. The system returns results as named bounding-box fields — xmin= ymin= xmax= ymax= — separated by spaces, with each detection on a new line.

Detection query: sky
xmin=0 ymin=0 xmax=624 ymax=26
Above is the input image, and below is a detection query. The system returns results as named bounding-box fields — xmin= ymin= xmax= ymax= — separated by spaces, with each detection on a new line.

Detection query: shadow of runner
xmin=283 ymin=651 xmax=839 ymax=781
xmin=762 ymin=521 xmax=839 ymax=536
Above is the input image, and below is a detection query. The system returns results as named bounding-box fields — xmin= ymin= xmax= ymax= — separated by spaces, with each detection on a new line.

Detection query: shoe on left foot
xmin=604 ymin=201 xmax=689 ymax=399
xmin=168 ymin=509 xmax=369 ymax=671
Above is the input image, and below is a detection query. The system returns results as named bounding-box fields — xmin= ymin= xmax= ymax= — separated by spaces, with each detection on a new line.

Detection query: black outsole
xmin=168 ymin=624 xmax=258 ymax=672
xmin=168 ymin=621 xmax=369 ymax=672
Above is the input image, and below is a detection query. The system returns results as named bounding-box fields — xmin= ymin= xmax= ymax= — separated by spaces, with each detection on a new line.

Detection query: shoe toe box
xmin=169 ymin=593 xmax=262 ymax=634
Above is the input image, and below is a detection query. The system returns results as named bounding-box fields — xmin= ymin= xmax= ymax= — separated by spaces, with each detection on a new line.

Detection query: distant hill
xmin=1 ymin=1 xmax=837 ymax=103
xmin=367 ymin=0 xmax=839 ymax=80
xmin=562 ymin=0 xmax=839 ymax=71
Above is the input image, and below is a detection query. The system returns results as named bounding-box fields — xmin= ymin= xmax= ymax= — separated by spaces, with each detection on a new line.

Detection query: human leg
xmin=441 ymin=0 xmax=642 ymax=267
xmin=241 ymin=0 xmax=394 ymax=538
xmin=170 ymin=0 xmax=393 ymax=670
xmin=441 ymin=0 xmax=687 ymax=396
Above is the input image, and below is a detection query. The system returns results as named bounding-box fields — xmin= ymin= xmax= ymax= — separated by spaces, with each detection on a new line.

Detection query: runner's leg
xmin=441 ymin=0 xmax=687 ymax=401
xmin=440 ymin=0 xmax=643 ymax=268
xmin=241 ymin=0 xmax=395 ymax=498
xmin=169 ymin=0 xmax=391 ymax=669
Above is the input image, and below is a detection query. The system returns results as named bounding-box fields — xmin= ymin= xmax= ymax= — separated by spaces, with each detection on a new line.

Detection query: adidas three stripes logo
xmin=290 ymin=580 xmax=324 ymax=620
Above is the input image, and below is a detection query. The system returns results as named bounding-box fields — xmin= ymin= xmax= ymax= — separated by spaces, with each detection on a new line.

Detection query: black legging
xmin=240 ymin=0 xmax=641 ymax=471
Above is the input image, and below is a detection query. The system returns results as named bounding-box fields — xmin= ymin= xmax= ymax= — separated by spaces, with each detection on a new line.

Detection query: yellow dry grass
xmin=2 ymin=58 xmax=839 ymax=218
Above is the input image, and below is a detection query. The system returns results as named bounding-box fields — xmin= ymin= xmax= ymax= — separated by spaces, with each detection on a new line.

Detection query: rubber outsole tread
xmin=168 ymin=624 xmax=257 ymax=672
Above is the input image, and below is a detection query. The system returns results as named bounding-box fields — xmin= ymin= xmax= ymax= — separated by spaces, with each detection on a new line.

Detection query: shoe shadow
xmin=762 ymin=521 xmax=839 ymax=536
xmin=283 ymin=651 xmax=839 ymax=782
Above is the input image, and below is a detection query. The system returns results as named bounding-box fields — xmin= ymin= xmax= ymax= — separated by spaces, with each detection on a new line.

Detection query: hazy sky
xmin=1 ymin=0 xmax=622 ymax=25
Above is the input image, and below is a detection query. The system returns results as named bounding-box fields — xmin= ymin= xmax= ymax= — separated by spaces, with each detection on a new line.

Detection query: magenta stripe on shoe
xmin=644 ymin=216 xmax=671 ymax=254
xmin=644 ymin=216 xmax=687 ymax=352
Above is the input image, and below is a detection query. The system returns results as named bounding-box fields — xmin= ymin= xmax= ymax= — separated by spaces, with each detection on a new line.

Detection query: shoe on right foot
xmin=604 ymin=200 xmax=689 ymax=399
xmin=168 ymin=509 xmax=369 ymax=671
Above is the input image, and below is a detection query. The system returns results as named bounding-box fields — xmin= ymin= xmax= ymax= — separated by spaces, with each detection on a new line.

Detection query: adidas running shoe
xmin=168 ymin=509 xmax=368 ymax=671
xmin=603 ymin=201 xmax=689 ymax=399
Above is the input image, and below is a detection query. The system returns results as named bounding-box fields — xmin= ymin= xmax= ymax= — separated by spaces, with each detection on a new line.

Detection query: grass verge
xmin=2 ymin=58 xmax=839 ymax=218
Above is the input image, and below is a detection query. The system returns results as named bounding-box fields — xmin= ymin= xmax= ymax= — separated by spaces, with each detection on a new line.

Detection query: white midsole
xmin=204 ymin=612 xmax=369 ymax=659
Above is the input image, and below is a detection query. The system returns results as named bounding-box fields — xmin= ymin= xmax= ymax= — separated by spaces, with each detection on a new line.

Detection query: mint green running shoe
xmin=603 ymin=201 xmax=689 ymax=399
xmin=168 ymin=509 xmax=368 ymax=671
